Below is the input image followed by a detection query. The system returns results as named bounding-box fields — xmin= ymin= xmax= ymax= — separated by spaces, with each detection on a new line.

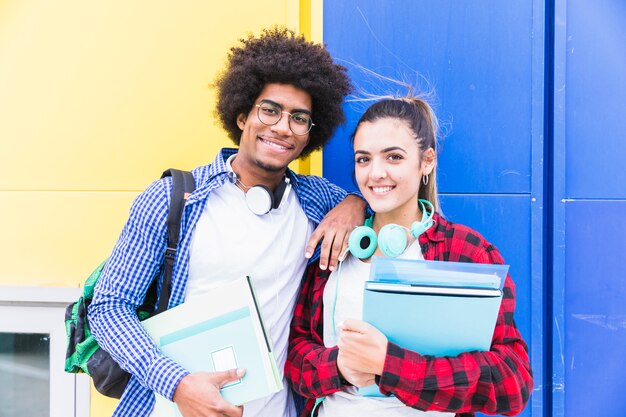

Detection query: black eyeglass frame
xmin=254 ymin=102 xmax=315 ymax=136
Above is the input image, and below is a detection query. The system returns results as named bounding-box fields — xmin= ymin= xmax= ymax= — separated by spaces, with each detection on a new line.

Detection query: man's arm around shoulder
xmin=299 ymin=175 xmax=367 ymax=271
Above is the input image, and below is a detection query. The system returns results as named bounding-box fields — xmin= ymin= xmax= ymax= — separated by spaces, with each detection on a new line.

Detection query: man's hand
xmin=337 ymin=350 xmax=376 ymax=388
xmin=337 ymin=319 xmax=387 ymax=376
xmin=305 ymin=195 xmax=366 ymax=271
xmin=172 ymin=369 xmax=245 ymax=417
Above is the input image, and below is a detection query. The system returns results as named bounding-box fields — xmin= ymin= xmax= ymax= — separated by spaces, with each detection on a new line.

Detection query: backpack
xmin=64 ymin=169 xmax=195 ymax=399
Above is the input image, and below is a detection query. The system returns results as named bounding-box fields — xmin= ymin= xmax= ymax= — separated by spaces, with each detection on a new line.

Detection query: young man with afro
xmin=88 ymin=27 xmax=363 ymax=417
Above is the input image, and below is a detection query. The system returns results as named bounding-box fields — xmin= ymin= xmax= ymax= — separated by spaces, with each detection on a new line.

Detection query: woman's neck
xmin=372 ymin=204 xmax=423 ymax=232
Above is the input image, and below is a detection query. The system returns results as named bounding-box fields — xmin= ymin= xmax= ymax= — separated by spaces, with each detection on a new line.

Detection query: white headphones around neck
xmin=227 ymin=171 xmax=291 ymax=215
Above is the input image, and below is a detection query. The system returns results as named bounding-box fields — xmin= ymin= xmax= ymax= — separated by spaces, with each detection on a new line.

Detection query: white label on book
xmin=211 ymin=345 xmax=241 ymax=388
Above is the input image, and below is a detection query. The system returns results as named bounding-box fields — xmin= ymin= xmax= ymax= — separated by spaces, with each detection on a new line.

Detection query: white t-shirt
xmin=152 ymin=157 xmax=314 ymax=417
xmin=320 ymin=241 xmax=453 ymax=417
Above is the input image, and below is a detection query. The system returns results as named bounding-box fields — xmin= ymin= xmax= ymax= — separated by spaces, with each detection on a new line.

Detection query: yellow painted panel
xmin=0 ymin=0 xmax=327 ymax=415
xmin=0 ymin=1 xmax=289 ymax=191
xmin=310 ymin=0 xmax=324 ymax=43
xmin=291 ymin=0 xmax=324 ymax=176
xmin=90 ymin=388 xmax=118 ymax=417
xmin=0 ymin=191 xmax=139 ymax=286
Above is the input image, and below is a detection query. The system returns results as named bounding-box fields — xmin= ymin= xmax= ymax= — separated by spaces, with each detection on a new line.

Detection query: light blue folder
xmin=158 ymin=306 xmax=275 ymax=404
xmin=359 ymin=258 xmax=507 ymax=397
xmin=369 ymin=257 xmax=508 ymax=290
xmin=141 ymin=276 xmax=282 ymax=414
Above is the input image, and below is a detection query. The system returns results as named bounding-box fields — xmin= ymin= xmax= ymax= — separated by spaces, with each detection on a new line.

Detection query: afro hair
xmin=214 ymin=27 xmax=352 ymax=157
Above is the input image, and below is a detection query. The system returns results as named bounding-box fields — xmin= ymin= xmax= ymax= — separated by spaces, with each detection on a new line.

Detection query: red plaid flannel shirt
xmin=286 ymin=213 xmax=533 ymax=416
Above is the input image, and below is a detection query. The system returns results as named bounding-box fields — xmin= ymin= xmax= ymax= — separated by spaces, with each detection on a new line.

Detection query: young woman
xmin=285 ymin=96 xmax=533 ymax=417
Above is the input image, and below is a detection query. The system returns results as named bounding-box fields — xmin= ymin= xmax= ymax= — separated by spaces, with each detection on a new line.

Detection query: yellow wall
xmin=0 ymin=0 xmax=322 ymax=416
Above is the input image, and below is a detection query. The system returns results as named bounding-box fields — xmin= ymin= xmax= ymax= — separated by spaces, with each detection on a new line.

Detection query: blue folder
xmin=358 ymin=258 xmax=507 ymax=397
xmin=141 ymin=276 xmax=282 ymax=414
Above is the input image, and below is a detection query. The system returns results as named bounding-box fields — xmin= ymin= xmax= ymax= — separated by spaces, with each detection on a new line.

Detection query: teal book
xmin=369 ymin=257 xmax=508 ymax=290
xmin=141 ymin=276 xmax=282 ymax=414
xmin=358 ymin=258 xmax=507 ymax=397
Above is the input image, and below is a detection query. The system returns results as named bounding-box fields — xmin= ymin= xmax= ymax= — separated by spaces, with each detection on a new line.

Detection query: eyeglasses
xmin=255 ymin=101 xmax=314 ymax=136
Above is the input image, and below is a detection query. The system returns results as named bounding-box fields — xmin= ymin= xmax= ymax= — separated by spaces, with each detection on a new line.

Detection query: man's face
xmin=236 ymin=83 xmax=312 ymax=175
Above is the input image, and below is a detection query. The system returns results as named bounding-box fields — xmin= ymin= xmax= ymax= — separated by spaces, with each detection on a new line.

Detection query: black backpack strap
xmin=156 ymin=169 xmax=196 ymax=313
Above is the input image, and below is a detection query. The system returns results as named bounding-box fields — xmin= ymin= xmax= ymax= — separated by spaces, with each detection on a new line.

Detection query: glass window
xmin=0 ymin=287 xmax=89 ymax=417
xmin=0 ymin=333 xmax=51 ymax=416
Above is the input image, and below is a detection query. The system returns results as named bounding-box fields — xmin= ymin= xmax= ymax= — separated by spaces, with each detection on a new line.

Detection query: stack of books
xmin=359 ymin=258 xmax=509 ymax=397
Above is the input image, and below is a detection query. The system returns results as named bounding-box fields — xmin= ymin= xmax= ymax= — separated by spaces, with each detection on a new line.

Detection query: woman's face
xmin=353 ymin=118 xmax=433 ymax=217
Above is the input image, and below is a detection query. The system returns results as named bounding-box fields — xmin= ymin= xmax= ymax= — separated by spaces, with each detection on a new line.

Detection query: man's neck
xmin=230 ymin=154 xmax=286 ymax=191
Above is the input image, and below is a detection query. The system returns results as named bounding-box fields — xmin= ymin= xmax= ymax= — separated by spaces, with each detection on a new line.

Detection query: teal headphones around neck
xmin=347 ymin=199 xmax=435 ymax=258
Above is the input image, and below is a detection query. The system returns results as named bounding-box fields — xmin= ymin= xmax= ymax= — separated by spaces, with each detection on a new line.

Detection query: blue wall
xmin=552 ymin=1 xmax=626 ymax=416
xmin=323 ymin=1 xmax=625 ymax=416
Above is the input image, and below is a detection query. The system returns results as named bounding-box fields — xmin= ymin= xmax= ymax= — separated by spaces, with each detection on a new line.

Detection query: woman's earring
xmin=422 ymin=174 xmax=429 ymax=186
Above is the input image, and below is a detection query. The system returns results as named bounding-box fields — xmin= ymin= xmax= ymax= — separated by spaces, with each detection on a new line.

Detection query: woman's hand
xmin=337 ymin=319 xmax=388 ymax=376
xmin=337 ymin=351 xmax=376 ymax=388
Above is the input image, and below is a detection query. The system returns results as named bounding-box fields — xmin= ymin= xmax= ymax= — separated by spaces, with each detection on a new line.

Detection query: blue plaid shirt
xmin=88 ymin=148 xmax=349 ymax=417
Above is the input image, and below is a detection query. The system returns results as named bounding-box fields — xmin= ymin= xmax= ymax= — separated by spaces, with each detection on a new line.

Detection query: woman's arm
xmin=285 ymin=263 xmax=352 ymax=398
